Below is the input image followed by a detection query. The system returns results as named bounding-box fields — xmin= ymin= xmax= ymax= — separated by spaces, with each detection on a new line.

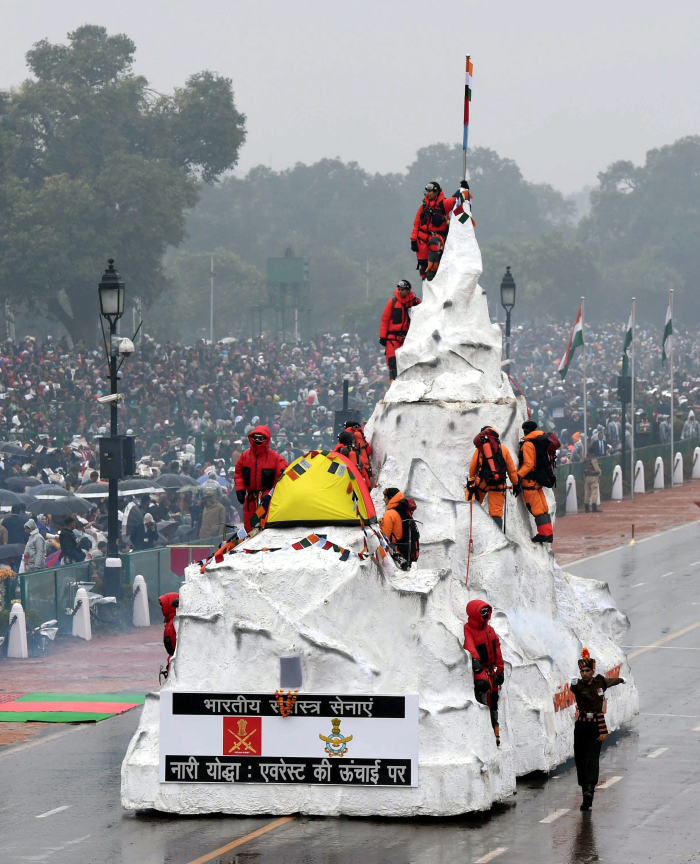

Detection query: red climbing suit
xmin=379 ymin=288 xmax=421 ymax=378
xmin=234 ymin=425 xmax=288 ymax=531
xmin=410 ymin=190 xmax=457 ymax=269
xmin=159 ymin=592 xmax=179 ymax=657
xmin=463 ymin=599 xmax=504 ymax=678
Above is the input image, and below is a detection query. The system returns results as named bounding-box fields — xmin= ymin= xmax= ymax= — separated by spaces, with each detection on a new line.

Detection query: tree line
xmin=0 ymin=26 xmax=697 ymax=344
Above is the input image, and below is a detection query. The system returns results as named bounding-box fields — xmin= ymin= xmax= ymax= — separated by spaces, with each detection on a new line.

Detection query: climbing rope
xmin=465 ymin=498 xmax=474 ymax=585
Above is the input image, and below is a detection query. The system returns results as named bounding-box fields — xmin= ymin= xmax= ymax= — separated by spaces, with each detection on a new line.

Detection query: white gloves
xmin=570 ymin=678 xmax=579 ymax=686
xmin=620 ymin=676 xmax=626 ymax=683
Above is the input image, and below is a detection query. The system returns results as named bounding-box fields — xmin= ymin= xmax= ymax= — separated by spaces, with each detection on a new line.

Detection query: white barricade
xmin=653 ymin=456 xmax=664 ymax=490
xmin=132 ymin=575 xmax=150 ymax=627
xmin=673 ymin=452 xmax=684 ymax=486
xmin=7 ymin=601 xmax=28 ymax=659
xmin=611 ymin=465 xmax=623 ymax=500
xmin=72 ymin=587 xmax=92 ymax=641
xmin=565 ymin=475 xmax=578 ymax=515
xmin=633 ymin=460 xmax=645 ymax=494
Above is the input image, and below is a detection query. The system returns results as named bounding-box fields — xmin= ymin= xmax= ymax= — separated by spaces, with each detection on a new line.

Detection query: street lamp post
xmin=98 ymin=259 xmax=126 ymax=598
xmin=500 ymin=266 xmax=516 ymax=361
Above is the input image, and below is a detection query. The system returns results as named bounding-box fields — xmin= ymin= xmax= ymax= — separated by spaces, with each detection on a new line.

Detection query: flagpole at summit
xmin=462 ymin=55 xmax=473 ymax=182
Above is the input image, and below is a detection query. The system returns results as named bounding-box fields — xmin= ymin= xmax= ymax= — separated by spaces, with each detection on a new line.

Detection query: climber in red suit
xmin=234 ymin=425 xmax=288 ymax=531
xmin=463 ymin=599 xmax=505 ymax=745
xmin=379 ymin=280 xmax=421 ymax=380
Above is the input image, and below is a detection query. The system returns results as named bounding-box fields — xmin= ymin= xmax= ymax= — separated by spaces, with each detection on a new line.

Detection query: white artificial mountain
xmin=121 ymin=196 xmax=638 ymax=816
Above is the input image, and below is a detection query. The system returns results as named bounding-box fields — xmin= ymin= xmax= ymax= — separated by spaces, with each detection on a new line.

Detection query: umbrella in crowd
xmin=26 ymin=496 xmax=92 ymax=517
xmin=0 ymin=543 xmax=27 ymax=561
xmin=155 ymin=474 xmax=196 ymax=490
xmin=117 ymin=478 xmax=164 ymax=497
xmin=5 ymin=476 xmax=42 ymax=489
xmin=75 ymin=482 xmax=110 ymax=499
xmin=27 ymin=484 xmax=72 ymax=499
xmin=0 ymin=442 xmax=26 ymax=456
xmin=0 ymin=489 xmax=23 ymax=506
xmin=196 ymin=473 xmax=230 ymax=487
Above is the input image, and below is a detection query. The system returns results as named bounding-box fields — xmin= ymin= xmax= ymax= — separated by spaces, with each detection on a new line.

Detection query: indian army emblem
xmin=319 ymin=717 xmax=353 ymax=757
xmin=223 ymin=717 xmax=262 ymax=755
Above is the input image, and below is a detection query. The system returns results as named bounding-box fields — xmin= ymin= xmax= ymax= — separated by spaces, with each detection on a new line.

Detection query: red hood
xmin=248 ymin=424 xmax=271 ymax=456
xmin=159 ymin=592 xmax=179 ymax=622
xmin=466 ymin=598 xmax=492 ymax=630
xmin=393 ymin=288 xmax=418 ymax=307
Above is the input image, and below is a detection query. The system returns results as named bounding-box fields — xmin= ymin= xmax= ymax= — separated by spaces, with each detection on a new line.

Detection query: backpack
xmin=473 ymin=429 xmax=508 ymax=487
xmin=520 ymin=432 xmax=560 ymax=488
xmin=392 ymin=497 xmax=420 ymax=570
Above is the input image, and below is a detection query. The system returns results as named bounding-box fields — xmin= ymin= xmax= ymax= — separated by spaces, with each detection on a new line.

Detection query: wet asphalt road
xmin=2 ymin=519 xmax=700 ymax=864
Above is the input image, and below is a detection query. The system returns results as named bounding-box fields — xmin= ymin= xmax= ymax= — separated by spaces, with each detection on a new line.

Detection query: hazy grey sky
xmin=2 ymin=0 xmax=699 ymax=192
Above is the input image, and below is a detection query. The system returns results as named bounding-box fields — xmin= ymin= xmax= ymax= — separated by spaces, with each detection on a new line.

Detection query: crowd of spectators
xmin=0 ymin=333 xmax=386 ymax=456
xmin=0 ymin=319 xmax=697 ymax=582
xmin=510 ymin=321 xmax=700 ymax=462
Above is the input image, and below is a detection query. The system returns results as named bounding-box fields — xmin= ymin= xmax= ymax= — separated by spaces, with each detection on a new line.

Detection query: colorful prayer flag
xmin=558 ymin=305 xmax=585 ymax=380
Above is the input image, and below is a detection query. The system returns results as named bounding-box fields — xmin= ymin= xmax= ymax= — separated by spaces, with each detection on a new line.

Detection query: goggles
xmin=251 ymin=434 xmax=266 ymax=444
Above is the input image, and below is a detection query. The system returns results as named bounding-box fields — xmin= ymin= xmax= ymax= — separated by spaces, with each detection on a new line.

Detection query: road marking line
xmin=188 ymin=817 xmax=295 ymax=864
xmin=0 ymin=725 xmax=86 ymax=760
xmin=693 ymin=725 xmax=700 ymax=731
xmin=540 ymin=808 xmax=569 ymax=823
xmin=660 ymin=571 xmax=675 ymax=578
xmin=641 ymin=713 xmax=699 ymax=718
xmin=630 ymin=582 xmax=645 ymax=588
xmin=36 ymin=805 xmax=72 ymax=818
xmin=624 ymin=646 xmax=700 ymax=651
xmin=567 ymin=520 xmax=700 ymax=566
xmin=596 ymin=776 xmax=622 ymax=789
xmin=627 ymin=621 xmax=700 ymax=660
xmin=691 ymin=561 xmax=700 ymax=566
xmin=475 ymin=850 xmax=508 ymax=864
xmin=647 ymin=748 xmax=669 ymax=759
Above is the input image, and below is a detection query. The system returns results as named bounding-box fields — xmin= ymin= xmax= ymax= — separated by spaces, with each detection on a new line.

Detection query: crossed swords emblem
xmin=226 ymin=719 xmax=257 ymax=754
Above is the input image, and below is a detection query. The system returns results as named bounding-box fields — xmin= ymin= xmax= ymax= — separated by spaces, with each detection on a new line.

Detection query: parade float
xmin=121 ymin=192 xmax=638 ymax=817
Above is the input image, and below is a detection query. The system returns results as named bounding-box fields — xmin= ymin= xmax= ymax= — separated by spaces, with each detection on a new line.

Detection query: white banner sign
xmin=160 ymin=692 xmax=418 ymax=787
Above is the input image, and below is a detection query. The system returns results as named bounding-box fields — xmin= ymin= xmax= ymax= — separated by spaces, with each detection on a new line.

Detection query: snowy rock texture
xmin=122 ymin=198 xmax=638 ymax=816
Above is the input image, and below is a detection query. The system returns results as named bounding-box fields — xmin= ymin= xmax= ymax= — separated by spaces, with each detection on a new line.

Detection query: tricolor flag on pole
xmin=661 ymin=293 xmax=673 ymax=363
xmin=558 ymin=305 xmax=584 ymax=379
xmin=622 ymin=307 xmax=633 ymax=377
xmin=463 ymin=55 xmax=473 ymax=152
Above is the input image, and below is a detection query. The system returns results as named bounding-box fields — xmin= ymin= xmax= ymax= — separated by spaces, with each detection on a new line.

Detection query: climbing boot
xmin=592 ymin=504 xmax=602 ymax=513
xmin=584 ymin=503 xmax=590 ymax=513
xmin=580 ymin=784 xmax=593 ymax=811
xmin=492 ymin=516 xmax=503 ymax=530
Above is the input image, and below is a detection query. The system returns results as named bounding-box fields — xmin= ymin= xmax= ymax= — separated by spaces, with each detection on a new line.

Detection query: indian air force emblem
xmin=223 ymin=717 xmax=262 ymax=755
xmin=319 ymin=717 xmax=353 ymax=757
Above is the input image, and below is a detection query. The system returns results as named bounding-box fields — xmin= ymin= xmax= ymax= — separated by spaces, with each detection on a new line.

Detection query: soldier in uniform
xmin=570 ymin=648 xmax=627 ymax=811
xmin=582 ymin=452 xmax=602 ymax=513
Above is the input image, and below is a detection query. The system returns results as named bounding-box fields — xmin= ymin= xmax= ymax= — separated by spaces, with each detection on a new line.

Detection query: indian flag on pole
xmin=463 ymin=55 xmax=473 ymax=151
xmin=622 ymin=308 xmax=633 ymax=377
xmin=558 ymin=305 xmax=584 ymax=380
xmin=661 ymin=294 xmax=673 ymax=363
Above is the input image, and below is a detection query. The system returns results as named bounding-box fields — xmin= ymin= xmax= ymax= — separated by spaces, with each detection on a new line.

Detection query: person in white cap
xmin=681 ymin=410 xmax=700 ymax=440
xmin=23 ymin=519 xmax=46 ymax=571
